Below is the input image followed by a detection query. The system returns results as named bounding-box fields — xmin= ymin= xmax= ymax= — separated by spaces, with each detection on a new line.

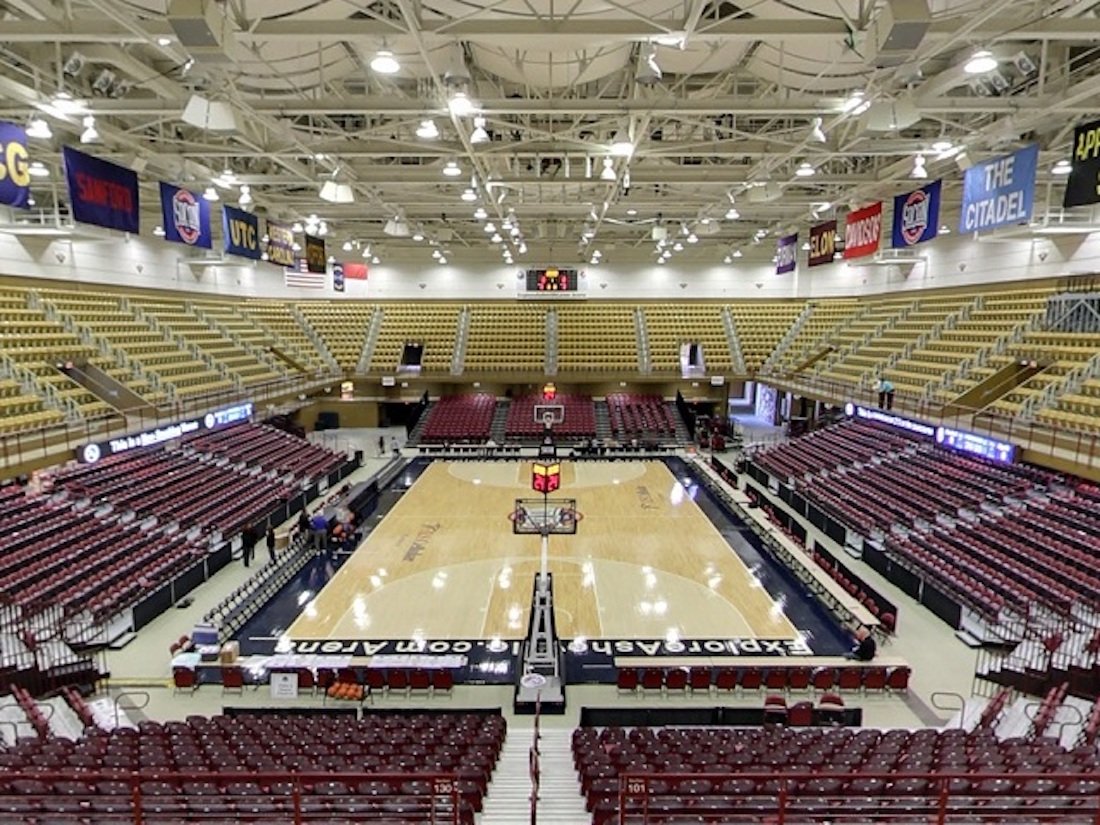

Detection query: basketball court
xmin=284 ymin=460 xmax=806 ymax=648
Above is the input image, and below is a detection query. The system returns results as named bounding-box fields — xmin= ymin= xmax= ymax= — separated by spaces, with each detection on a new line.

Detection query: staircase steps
xmin=481 ymin=727 xmax=588 ymax=825
xmin=491 ymin=400 xmax=510 ymax=444
xmin=406 ymin=401 xmax=435 ymax=446
xmin=668 ymin=401 xmax=693 ymax=443
xmin=594 ymin=400 xmax=613 ymax=440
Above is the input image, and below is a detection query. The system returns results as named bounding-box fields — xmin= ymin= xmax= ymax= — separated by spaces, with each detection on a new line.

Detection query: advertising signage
xmin=78 ymin=402 xmax=254 ymax=464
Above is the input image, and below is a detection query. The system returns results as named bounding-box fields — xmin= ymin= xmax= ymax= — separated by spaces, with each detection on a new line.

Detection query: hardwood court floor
xmin=285 ymin=461 xmax=800 ymax=643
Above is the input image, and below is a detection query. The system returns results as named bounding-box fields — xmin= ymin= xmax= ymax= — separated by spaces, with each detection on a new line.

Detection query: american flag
xmin=284 ymin=258 xmax=325 ymax=289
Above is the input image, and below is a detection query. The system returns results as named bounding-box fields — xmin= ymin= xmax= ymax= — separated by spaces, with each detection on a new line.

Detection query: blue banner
xmin=959 ymin=144 xmax=1038 ymax=234
xmin=158 ymin=182 xmax=212 ymax=249
xmin=63 ymin=146 xmax=139 ymax=234
xmin=892 ymin=179 xmax=941 ymax=247
xmin=775 ymin=233 xmax=797 ymax=274
xmin=222 ymin=204 xmax=261 ymax=259
xmin=333 ymin=263 xmax=346 ymax=292
xmin=0 ymin=121 xmax=31 ymax=209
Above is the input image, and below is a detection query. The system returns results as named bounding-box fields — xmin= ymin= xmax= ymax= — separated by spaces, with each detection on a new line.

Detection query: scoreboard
xmin=525 ymin=268 xmax=579 ymax=292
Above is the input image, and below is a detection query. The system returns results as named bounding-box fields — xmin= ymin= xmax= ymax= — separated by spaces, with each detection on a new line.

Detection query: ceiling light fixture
xmin=202 ymin=186 xmax=219 ymax=201
xmin=1052 ymin=159 xmax=1072 ymax=176
xmin=600 ymin=158 xmax=617 ymax=181
xmin=26 ymin=117 xmax=52 ymax=139
xmin=725 ymin=207 xmax=740 ymax=220
xmin=342 ymin=240 xmax=353 ymax=251
xmin=319 ymin=178 xmax=355 ymax=204
xmin=733 ymin=249 xmax=742 ymax=258
xmin=911 ymin=154 xmax=928 ymax=179
xmin=609 ymin=129 xmax=633 ymax=158
xmin=470 ymin=116 xmax=489 ymax=144
xmin=686 ymin=233 xmax=698 ymax=243
xmin=448 ymin=91 xmax=476 ymax=117
xmin=491 ymin=233 xmax=503 ymax=243
xmin=79 ymin=115 xmax=99 ymax=144
xmin=795 ymin=161 xmax=816 ymax=177
xmin=635 ymin=43 xmax=662 ymax=86
xmin=460 ymin=188 xmax=477 ymax=202
xmin=964 ymin=49 xmax=998 ymax=75
xmin=238 ymin=184 xmax=253 ymax=206
xmin=383 ymin=216 xmax=410 ymax=237
xmin=518 ymin=243 xmax=527 ymax=254
xmin=443 ymin=160 xmax=462 ymax=177
xmin=416 ymin=119 xmax=439 ymax=139
xmin=50 ymin=92 xmax=86 ymax=115
xmin=370 ymin=49 xmax=400 ymax=75
xmin=27 ymin=161 xmax=49 ymax=178
xmin=931 ymin=139 xmax=954 ymax=154
xmin=153 ymin=225 xmax=166 ymax=237
xmin=473 ymin=207 xmax=487 ymax=219
xmin=809 ymin=117 xmax=827 ymax=143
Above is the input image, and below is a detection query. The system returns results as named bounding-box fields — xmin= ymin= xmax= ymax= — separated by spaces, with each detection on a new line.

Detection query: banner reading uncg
xmin=0 ymin=121 xmax=31 ymax=209
xmin=1064 ymin=118 xmax=1100 ymax=208
xmin=959 ymin=144 xmax=1038 ymax=233
xmin=843 ymin=202 xmax=882 ymax=260
xmin=63 ymin=146 xmax=139 ymax=234
xmin=222 ymin=204 xmax=261 ymax=259
xmin=892 ymin=179 xmax=941 ymax=248
xmin=158 ymin=182 xmax=212 ymax=249
xmin=775 ymin=233 xmax=798 ymax=275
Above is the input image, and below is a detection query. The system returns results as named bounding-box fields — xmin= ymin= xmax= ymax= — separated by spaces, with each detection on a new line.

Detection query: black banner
xmin=808 ymin=220 xmax=837 ymax=267
xmin=1064 ymin=118 xmax=1100 ymax=208
xmin=304 ymin=233 xmax=326 ymax=273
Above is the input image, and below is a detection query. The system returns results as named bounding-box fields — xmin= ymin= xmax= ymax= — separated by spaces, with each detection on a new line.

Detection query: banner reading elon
xmin=63 ymin=146 xmax=139 ymax=234
xmin=807 ymin=220 xmax=837 ymax=267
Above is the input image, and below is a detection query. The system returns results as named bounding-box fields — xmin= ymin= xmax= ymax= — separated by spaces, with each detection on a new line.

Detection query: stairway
xmin=405 ymin=400 xmax=435 ymax=446
xmin=667 ymin=401 xmax=693 ymax=443
xmin=491 ymin=400 xmax=510 ymax=443
xmin=594 ymin=399 xmax=613 ymax=440
xmin=481 ymin=727 xmax=588 ymax=825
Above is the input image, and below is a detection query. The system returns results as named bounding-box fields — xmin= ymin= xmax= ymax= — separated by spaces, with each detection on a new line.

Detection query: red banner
xmin=342 ymin=262 xmax=368 ymax=280
xmin=843 ymin=202 xmax=882 ymax=260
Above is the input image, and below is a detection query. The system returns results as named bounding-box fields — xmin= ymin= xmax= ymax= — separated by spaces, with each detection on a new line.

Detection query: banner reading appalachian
xmin=1064 ymin=118 xmax=1100 ymax=208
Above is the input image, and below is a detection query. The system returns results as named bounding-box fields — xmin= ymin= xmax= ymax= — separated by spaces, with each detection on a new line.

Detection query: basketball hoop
xmin=542 ymin=410 xmax=556 ymax=429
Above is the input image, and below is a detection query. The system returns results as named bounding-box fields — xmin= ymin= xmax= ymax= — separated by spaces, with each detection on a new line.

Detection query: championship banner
xmin=1064 ymin=119 xmax=1100 ymax=208
xmin=843 ymin=202 xmax=882 ymax=260
xmin=960 ymin=144 xmax=1038 ymax=233
xmin=265 ymin=220 xmax=295 ymax=267
xmin=808 ymin=220 xmax=837 ymax=267
xmin=333 ymin=263 xmax=345 ymax=292
xmin=158 ymin=182 xmax=211 ymax=249
xmin=222 ymin=204 xmax=261 ymax=259
xmin=775 ymin=232 xmax=798 ymax=275
xmin=0 ymin=121 xmax=31 ymax=209
xmin=304 ymin=233 xmax=326 ymax=274
xmin=63 ymin=146 xmax=139 ymax=234
xmin=892 ymin=179 xmax=941 ymax=248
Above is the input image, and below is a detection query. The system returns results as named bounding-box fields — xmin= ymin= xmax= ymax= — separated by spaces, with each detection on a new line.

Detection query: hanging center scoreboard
xmin=519 ymin=267 xmax=587 ymax=298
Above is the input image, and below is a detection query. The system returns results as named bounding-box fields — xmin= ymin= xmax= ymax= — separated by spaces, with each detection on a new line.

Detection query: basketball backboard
xmin=511 ymin=497 xmax=579 ymax=535
xmin=533 ymin=403 xmax=565 ymax=429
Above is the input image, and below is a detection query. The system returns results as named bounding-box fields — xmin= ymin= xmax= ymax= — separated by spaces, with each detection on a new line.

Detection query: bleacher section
xmin=728 ymin=301 xmax=803 ymax=371
xmin=240 ymin=300 xmax=331 ymax=374
xmin=369 ymin=303 xmax=462 ymax=374
xmin=606 ymin=393 xmax=676 ymax=440
xmin=420 ymin=394 xmax=496 ymax=443
xmin=505 ymin=395 xmax=596 ymax=439
xmin=573 ymin=724 xmax=1100 ymax=824
xmin=771 ymin=299 xmax=861 ymax=373
xmin=557 ymin=305 xmax=637 ymax=373
xmin=465 ymin=304 xmax=547 ymax=372
xmin=297 ymin=300 xmax=374 ymax=372
xmin=642 ymin=304 xmax=732 ymax=374
xmin=747 ymin=418 xmax=1100 ymax=621
xmin=0 ymin=711 xmax=505 ymax=824
xmin=184 ymin=422 xmax=344 ymax=481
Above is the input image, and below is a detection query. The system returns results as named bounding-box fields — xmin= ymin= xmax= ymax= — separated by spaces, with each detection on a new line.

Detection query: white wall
xmin=2 ymin=225 xmax=1098 ymax=301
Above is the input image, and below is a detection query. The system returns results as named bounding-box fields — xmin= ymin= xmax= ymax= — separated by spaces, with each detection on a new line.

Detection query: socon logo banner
xmin=158 ymin=182 xmax=211 ymax=248
xmin=63 ymin=146 xmax=139 ymax=234
xmin=0 ymin=121 xmax=31 ymax=209
xmin=959 ymin=144 xmax=1038 ymax=233
xmin=843 ymin=202 xmax=882 ymax=260
xmin=892 ymin=180 xmax=941 ymax=248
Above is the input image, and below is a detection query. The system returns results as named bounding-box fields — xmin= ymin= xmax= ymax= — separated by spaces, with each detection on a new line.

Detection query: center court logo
xmin=171 ymin=188 xmax=202 ymax=245
xmin=900 ymin=189 xmax=930 ymax=245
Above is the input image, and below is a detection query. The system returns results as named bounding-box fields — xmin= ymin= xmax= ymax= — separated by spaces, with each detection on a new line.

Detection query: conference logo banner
xmin=843 ymin=201 xmax=882 ymax=260
xmin=808 ymin=221 xmax=836 ymax=267
xmin=63 ymin=146 xmax=139 ymax=234
xmin=892 ymin=179 xmax=941 ymax=248
xmin=333 ymin=263 xmax=346 ymax=292
xmin=959 ymin=143 xmax=1038 ymax=233
xmin=775 ymin=232 xmax=798 ymax=275
xmin=304 ymin=233 xmax=326 ymax=274
xmin=158 ymin=182 xmax=211 ymax=249
xmin=222 ymin=203 xmax=261 ymax=259
xmin=265 ymin=220 xmax=295 ymax=266
xmin=0 ymin=121 xmax=31 ymax=209
xmin=1064 ymin=119 xmax=1100 ymax=208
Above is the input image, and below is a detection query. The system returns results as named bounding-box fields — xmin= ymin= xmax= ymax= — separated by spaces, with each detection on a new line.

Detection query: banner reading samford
xmin=844 ymin=201 xmax=882 ymax=260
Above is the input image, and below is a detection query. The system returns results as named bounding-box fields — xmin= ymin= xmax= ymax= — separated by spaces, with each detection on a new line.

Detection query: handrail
xmin=930 ymin=691 xmax=968 ymax=728
xmin=113 ymin=690 xmax=150 ymax=731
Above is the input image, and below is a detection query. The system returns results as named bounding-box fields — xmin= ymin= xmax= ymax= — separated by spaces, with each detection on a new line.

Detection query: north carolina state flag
xmin=341 ymin=262 xmax=368 ymax=280
xmin=844 ymin=202 xmax=883 ymax=260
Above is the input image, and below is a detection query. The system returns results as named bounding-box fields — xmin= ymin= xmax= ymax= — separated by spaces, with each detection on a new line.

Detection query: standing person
xmin=390 ymin=435 xmax=400 ymax=456
xmin=241 ymin=525 xmax=256 ymax=568
xmin=310 ymin=511 xmax=329 ymax=555
xmin=377 ymin=435 xmax=385 ymax=457
xmin=297 ymin=508 xmax=310 ymax=543
xmin=266 ymin=524 xmax=277 ymax=565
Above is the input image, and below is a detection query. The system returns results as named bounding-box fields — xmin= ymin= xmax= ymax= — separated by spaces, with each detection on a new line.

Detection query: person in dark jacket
xmin=266 ymin=525 xmax=277 ymax=564
xmin=846 ymin=626 xmax=877 ymax=661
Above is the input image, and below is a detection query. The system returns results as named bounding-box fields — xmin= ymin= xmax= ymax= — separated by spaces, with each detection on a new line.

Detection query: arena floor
xmin=284 ymin=460 xmax=805 ymax=645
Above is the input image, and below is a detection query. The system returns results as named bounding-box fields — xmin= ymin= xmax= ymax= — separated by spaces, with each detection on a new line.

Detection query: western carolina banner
xmin=63 ymin=146 xmax=139 ymax=234
xmin=222 ymin=204 xmax=261 ymax=259
xmin=265 ymin=220 xmax=295 ymax=267
xmin=808 ymin=220 xmax=837 ymax=267
xmin=844 ymin=202 xmax=882 ymax=260
xmin=304 ymin=233 xmax=326 ymax=274
xmin=892 ymin=179 xmax=941 ymax=248
xmin=158 ymin=182 xmax=211 ymax=249
xmin=341 ymin=262 xmax=368 ymax=280
xmin=1064 ymin=119 xmax=1100 ymax=208
xmin=775 ymin=233 xmax=798 ymax=275
xmin=960 ymin=143 xmax=1038 ymax=233
xmin=0 ymin=121 xmax=31 ymax=209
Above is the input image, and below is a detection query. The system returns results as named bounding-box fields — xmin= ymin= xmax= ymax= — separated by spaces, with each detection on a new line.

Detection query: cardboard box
xmin=219 ymin=641 xmax=240 ymax=665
